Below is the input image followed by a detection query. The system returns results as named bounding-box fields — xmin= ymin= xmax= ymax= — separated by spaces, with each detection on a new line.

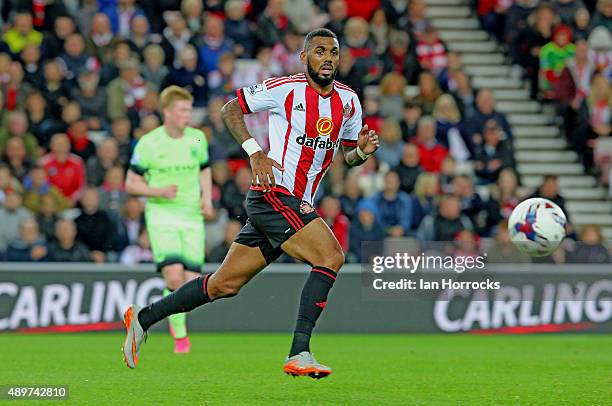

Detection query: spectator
xmin=128 ymin=15 xmax=154 ymax=58
xmin=98 ymin=165 xmax=127 ymax=213
xmin=71 ymin=71 xmax=107 ymax=129
xmin=417 ymin=193 xmax=474 ymax=241
xmin=1 ymin=11 xmax=43 ymax=56
xmin=348 ymin=199 xmax=385 ymax=263
xmin=379 ymin=72 xmax=406 ymax=121
xmin=160 ymin=12 xmax=193 ymax=69
xmin=407 ymin=0 xmax=429 ymax=35
xmin=325 ymin=0 xmax=349 ymax=40
xmin=381 ymin=0 xmax=410 ymax=28
xmin=334 ymin=48 xmax=368 ymax=99
xmin=5 ymin=218 xmax=47 ymax=262
xmin=452 ymin=174 xmax=490 ymax=235
xmin=26 ymin=91 xmax=62 ymax=150
xmin=98 ymin=40 xmax=130 ymax=86
xmin=41 ymin=60 xmax=70 ymax=117
xmin=415 ymin=27 xmax=448 ymax=76
xmin=163 ymin=45 xmax=208 ymax=107
xmin=3 ymin=136 xmax=33 ymax=181
xmin=569 ymin=225 xmax=611 ymax=263
xmin=411 ymin=172 xmax=438 ymax=229
xmin=220 ymin=166 xmax=251 ymax=224
xmin=196 ymin=14 xmax=233 ymax=74
xmin=572 ymin=8 xmax=591 ymax=39
xmin=528 ymin=174 xmax=569 ymax=219
xmin=182 ymin=0 xmax=203 ymax=33
xmin=22 ymin=166 xmax=71 ymax=214
xmin=141 ymin=44 xmax=169 ymax=91
xmin=116 ymin=196 xmax=145 ymax=252
xmin=412 ymin=116 xmax=449 ymax=173
xmin=0 ymin=110 xmax=39 ymax=160
xmin=110 ymin=117 xmax=133 ymax=166
xmin=353 ymin=155 xmax=385 ymax=197
xmin=554 ymin=0 xmax=586 ymax=25
xmin=474 ymin=119 xmax=516 ymax=183
xmin=256 ymin=0 xmax=297 ymax=48
xmin=478 ymin=0 xmax=512 ymax=42
xmin=452 ymin=229 xmax=481 ymax=260
xmin=573 ymin=74 xmax=611 ymax=173
xmin=487 ymin=219 xmax=532 ymax=263
xmin=224 ymin=0 xmax=255 ymax=58
xmin=59 ymin=33 xmax=98 ymax=81
xmin=0 ymin=163 xmax=23 ymax=203
xmin=372 ymin=170 xmax=413 ymax=237
xmin=67 ymin=120 xmax=96 ymax=161
xmin=382 ymin=30 xmax=421 ymax=86
xmin=394 ymin=143 xmax=422 ymax=194
xmin=39 ymin=133 xmax=86 ymax=203
xmin=36 ymin=194 xmax=60 ymax=242
xmin=438 ymin=51 xmax=464 ymax=93
xmin=588 ymin=26 xmax=612 ymax=76
xmin=20 ymin=43 xmax=44 ymax=89
xmin=271 ymin=29 xmax=304 ymax=75
xmin=207 ymin=52 xmax=239 ymax=97
xmin=468 ymin=88 xmax=513 ymax=144
xmin=399 ymin=99 xmax=423 ymax=141
xmin=412 ymin=71 xmax=443 ymax=115
xmin=339 ymin=172 xmax=363 ymax=221
xmin=120 ymin=228 xmax=154 ymax=265
xmin=0 ymin=190 xmax=33 ymax=252
xmin=86 ymin=138 xmax=120 ymax=187
xmin=46 ymin=14 xmax=77 ymax=58
xmin=344 ymin=17 xmax=379 ymax=81
xmin=487 ymin=167 xmax=523 ymax=226
xmin=101 ymin=0 xmax=146 ymax=37
xmin=433 ymin=94 xmax=473 ymax=163
xmin=591 ymin=0 xmax=612 ymax=31
xmin=319 ymin=196 xmax=351 ymax=252
xmin=107 ymin=58 xmax=155 ymax=121
xmin=47 ymin=218 xmax=91 ymax=262
xmin=75 ymin=187 xmax=117 ymax=262
xmin=370 ymin=9 xmax=390 ymax=55
xmin=377 ymin=120 xmax=403 ymax=167
xmin=86 ymin=13 xmax=120 ymax=64
xmin=451 ymin=71 xmax=476 ymax=119
xmin=504 ymin=0 xmax=538 ymax=53
xmin=539 ymin=24 xmax=575 ymax=99
xmin=205 ymin=219 xmax=241 ymax=262
xmin=512 ymin=4 xmax=557 ymax=98
xmin=3 ymin=61 xmax=34 ymax=111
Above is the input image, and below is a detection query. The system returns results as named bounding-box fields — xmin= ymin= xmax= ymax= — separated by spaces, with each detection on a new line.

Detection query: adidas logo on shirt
xmin=293 ymin=103 xmax=305 ymax=112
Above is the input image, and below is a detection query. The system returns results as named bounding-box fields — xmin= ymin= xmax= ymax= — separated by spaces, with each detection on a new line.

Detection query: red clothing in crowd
xmin=39 ymin=153 xmax=86 ymax=202
xmin=318 ymin=211 xmax=351 ymax=252
xmin=413 ymin=140 xmax=449 ymax=173
xmin=346 ymin=0 xmax=380 ymax=19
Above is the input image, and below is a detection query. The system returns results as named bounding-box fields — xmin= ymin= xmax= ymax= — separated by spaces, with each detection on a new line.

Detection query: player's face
xmin=302 ymin=36 xmax=340 ymax=87
xmin=165 ymin=100 xmax=192 ymax=129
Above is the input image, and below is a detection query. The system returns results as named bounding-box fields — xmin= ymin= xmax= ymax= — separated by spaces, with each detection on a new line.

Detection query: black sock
xmin=138 ymin=273 xmax=212 ymax=331
xmin=289 ymin=267 xmax=337 ymax=357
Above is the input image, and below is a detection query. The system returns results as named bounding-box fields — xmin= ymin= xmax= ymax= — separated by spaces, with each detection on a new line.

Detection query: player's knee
xmin=320 ymin=248 xmax=345 ymax=272
xmin=208 ymin=279 xmax=242 ymax=300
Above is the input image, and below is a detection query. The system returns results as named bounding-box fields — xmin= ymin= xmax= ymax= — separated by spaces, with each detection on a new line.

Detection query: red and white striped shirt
xmin=236 ymin=73 xmax=363 ymax=204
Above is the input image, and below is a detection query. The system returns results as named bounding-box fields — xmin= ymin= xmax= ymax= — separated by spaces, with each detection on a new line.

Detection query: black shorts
xmin=234 ymin=187 xmax=320 ymax=264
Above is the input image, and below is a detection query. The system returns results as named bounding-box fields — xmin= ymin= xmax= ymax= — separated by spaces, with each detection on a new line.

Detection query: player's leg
xmin=280 ymin=218 xmax=344 ymax=378
xmin=162 ymin=264 xmax=189 ymax=346
xmin=122 ymin=240 xmax=268 ymax=369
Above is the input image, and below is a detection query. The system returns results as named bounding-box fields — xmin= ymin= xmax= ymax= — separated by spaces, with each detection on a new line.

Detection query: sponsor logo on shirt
xmin=316 ymin=117 xmax=334 ymax=136
xmin=296 ymin=134 xmax=340 ymax=151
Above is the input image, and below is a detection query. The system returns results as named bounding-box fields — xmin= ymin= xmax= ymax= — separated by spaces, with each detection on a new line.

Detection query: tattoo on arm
xmin=221 ymin=98 xmax=252 ymax=144
xmin=342 ymin=145 xmax=367 ymax=167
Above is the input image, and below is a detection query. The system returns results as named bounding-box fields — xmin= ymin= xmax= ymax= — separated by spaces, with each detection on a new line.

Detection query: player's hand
xmin=357 ymin=124 xmax=379 ymax=155
xmin=201 ymin=199 xmax=215 ymax=219
xmin=250 ymin=151 xmax=283 ymax=192
xmin=157 ymin=185 xmax=178 ymax=199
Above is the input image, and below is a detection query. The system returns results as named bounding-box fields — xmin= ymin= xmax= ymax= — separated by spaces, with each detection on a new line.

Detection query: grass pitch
xmin=1 ymin=333 xmax=610 ymax=405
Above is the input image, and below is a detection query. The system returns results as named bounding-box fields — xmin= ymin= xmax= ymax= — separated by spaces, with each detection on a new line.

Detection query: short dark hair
xmin=304 ymin=28 xmax=338 ymax=51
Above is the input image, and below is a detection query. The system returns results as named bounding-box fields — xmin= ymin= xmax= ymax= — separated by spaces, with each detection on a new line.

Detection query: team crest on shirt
xmin=300 ymin=201 xmax=315 ymax=214
xmin=343 ymin=102 xmax=354 ymax=119
xmin=247 ymin=84 xmax=263 ymax=95
xmin=316 ymin=117 xmax=334 ymax=136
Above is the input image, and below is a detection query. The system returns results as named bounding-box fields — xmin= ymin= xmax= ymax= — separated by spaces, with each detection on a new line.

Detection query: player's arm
xmin=221 ymin=95 xmax=282 ymax=192
xmin=342 ymin=124 xmax=379 ymax=167
xmin=125 ymin=170 xmax=177 ymax=198
xmin=199 ymin=166 xmax=213 ymax=217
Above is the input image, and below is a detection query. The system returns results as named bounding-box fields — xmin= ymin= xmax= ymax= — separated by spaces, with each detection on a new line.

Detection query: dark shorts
xmin=234 ymin=187 xmax=320 ymax=264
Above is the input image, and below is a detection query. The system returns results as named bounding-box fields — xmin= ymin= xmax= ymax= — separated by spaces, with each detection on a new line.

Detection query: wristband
xmin=356 ymin=146 xmax=372 ymax=160
xmin=242 ymin=138 xmax=262 ymax=156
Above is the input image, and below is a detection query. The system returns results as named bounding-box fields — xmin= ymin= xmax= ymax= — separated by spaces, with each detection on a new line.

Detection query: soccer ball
xmin=508 ymin=198 xmax=567 ymax=257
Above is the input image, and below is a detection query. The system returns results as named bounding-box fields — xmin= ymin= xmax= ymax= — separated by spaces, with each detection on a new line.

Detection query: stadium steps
xmin=430 ymin=1 xmax=612 ymax=239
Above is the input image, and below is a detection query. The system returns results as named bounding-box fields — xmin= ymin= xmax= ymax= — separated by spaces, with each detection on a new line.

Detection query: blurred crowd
xmin=0 ymin=0 xmax=609 ymax=265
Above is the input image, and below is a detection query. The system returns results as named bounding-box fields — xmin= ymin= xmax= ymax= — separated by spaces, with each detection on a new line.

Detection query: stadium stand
xmin=0 ymin=0 xmax=609 ymax=264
